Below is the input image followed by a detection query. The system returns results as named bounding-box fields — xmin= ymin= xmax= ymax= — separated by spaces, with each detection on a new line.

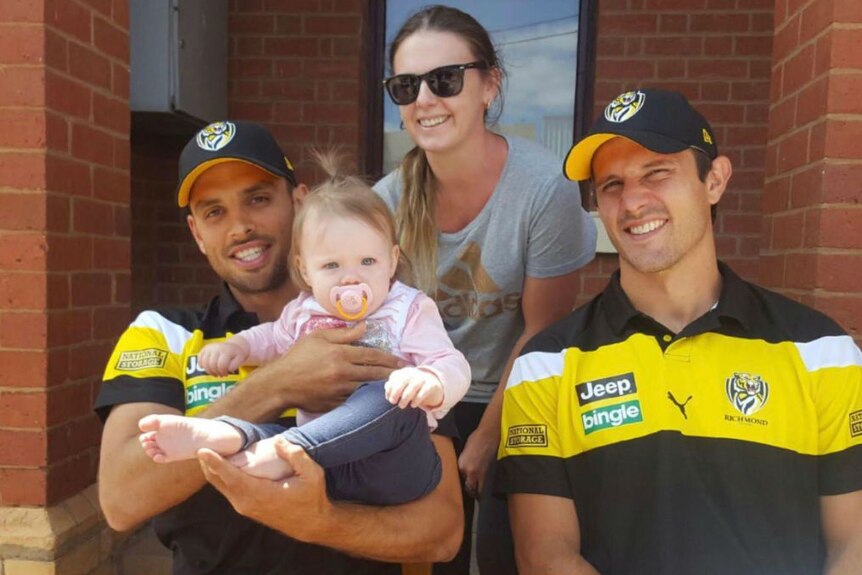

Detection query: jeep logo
xmin=576 ymin=372 xmax=637 ymax=406
xmin=185 ymin=355 xmax=207 ymax=378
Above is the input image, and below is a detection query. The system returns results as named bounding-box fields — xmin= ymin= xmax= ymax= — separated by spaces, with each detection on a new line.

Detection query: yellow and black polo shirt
xmin=94 ymin=285 xmax=406 ymax=575
xmin=497 ymin=263 xmax=862 ymax=575
xmin=96 ymin=284 xmax=280 ymax=421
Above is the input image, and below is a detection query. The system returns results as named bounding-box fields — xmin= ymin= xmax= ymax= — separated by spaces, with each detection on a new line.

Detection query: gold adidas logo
xmin=435 ymin=242 xmax=521 ymax=321
xmin=438 ymin=242 xmax=500 ymax=293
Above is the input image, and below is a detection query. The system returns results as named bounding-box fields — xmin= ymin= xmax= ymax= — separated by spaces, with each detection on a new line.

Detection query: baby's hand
xmin=199 ymin=340 xmax=248 ymax=377
xmin=385 ymin=367 xmax=444 ymax=410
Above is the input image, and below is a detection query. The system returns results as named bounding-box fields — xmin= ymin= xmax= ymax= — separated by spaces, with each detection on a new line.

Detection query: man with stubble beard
xmin=95 ymin=121 xmax=462 ymax=575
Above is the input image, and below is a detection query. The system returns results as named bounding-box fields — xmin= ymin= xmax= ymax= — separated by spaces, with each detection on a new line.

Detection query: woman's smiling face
xmin=392 ymin=30 xmax=498 ymax=156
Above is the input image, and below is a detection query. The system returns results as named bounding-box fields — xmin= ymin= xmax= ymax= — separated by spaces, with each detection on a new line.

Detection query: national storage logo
xmin=186 ymin=381 xmax=235 ymax=410
xmin=851 ymin=410 xmax=862 ymax=438
xmin=506 ymin=424 xmax=548 ymax=448
xmin=116 ymin=349 xmax=168 ymax=371
xmin=582 ymin=400 xmax=643 ymax=435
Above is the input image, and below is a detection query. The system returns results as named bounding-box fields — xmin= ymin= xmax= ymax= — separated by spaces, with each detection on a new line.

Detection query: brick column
xmin=0 ymin=0 xmax=131 ymax=573
xmin=762 ymin=0 xmax=862 ymax=340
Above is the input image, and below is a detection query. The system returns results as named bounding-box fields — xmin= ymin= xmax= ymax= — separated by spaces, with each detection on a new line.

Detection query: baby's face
xmin=298 ymin=213 xmax=398 ymax=320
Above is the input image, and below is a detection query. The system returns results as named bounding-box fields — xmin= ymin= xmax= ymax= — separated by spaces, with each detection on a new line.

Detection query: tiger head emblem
xmin=196 ymin=121 xmax=236 ymax=151
xmin=725 ymin=372 xmax=769 ymax=416
xmin=604 ymin=90 xmax=646 ymax=123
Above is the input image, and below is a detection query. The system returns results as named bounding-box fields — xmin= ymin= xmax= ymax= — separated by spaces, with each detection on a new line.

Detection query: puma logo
xmin=667 ymin=391 xmax=693 ymax=419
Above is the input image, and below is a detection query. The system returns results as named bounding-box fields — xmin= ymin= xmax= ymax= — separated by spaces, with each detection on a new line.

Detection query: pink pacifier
xmin=330 ymin=283 xmax=373 ymax=321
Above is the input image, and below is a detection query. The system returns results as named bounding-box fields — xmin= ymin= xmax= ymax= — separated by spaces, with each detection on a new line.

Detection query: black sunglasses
xmin=383 ymin=61 xmax=489 ymax=106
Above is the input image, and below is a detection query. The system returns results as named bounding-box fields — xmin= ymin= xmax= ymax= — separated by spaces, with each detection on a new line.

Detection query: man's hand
xmin=271 ymin=322 xmax=404 ymax=411
xmin=199 ymin=433 xmax=463 ymax=563
xmin=217 ymin=322 xmax=404 ymax=421
xmin=199 ymin=437 xmax=333 ymax=543
xmin=458 ymin=425 xmax=499 ymax=497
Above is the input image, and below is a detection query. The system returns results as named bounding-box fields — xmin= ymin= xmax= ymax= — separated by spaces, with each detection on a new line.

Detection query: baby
xmin=138 ymin=154 xmax=470 ymax=504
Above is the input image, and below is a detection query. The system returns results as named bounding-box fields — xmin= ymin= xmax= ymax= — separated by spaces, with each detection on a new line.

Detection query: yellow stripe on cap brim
xmin=177 ymin=158 xmax=282 ymax=207
xmin=563 ymin=133 xmax=619 ymax=181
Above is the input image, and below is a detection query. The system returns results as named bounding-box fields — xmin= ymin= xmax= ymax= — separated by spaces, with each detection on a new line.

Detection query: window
xmin=366 ymin=0 xmax=596 ymax=179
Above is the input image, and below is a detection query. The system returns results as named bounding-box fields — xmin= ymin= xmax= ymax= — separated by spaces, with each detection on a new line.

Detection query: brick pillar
xmin=0 ymin=0 xmax=131 ymax=573
xmin=762 ymin=0 xmax=862 ymax=341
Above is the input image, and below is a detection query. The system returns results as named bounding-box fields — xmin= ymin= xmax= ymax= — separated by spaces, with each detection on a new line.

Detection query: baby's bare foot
xmin=227 ymin=437 xmax=296 ymax=480
xmin=138 ymin=414 xmax=243 ymax=463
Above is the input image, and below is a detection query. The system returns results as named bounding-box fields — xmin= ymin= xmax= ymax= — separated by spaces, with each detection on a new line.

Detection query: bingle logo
xmin=582 ymin=400 xmax=643 ymax=435
xmin=576 ymin=372 xmax=637 ymax=406
xmin=186 ymin=381 xmax=235 ymax=410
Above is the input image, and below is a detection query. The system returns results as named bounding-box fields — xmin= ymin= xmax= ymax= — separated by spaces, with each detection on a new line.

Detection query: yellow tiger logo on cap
xmin=196 ymin=121 xmax=236 ymax=151
xmin=604 ymin=91 xmax=646 ymax=123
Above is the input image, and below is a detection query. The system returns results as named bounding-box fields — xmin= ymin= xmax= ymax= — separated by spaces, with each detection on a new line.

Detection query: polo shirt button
xmin=662 ymin=335 xmax=672 ymax=342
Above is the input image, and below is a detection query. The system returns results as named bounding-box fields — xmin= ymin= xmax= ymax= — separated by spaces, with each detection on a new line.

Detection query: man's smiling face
xmin=592 ymin=137 xmax=720 ymax=276
xmin=186 ymin=161 xmax=295 ymax=296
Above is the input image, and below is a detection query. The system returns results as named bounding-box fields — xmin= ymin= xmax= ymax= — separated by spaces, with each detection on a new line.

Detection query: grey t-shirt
xmin=374 ymin=135 xmax=596 ymax=402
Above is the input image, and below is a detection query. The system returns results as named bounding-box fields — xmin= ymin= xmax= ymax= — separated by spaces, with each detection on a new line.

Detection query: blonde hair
xmin=396 ymin=146 xmax=437 ymax=294
xmin=289 ymin=150 xmax=414 ymax=292
xmin=389 ymin=5 xmax=506 ymax=294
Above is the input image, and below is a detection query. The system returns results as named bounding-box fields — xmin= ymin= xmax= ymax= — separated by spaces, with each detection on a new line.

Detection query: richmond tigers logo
xmin=196 ymin=121 xmax=236 ymax=151
xmin=604 ymin=90 xmax=646 ymax=123
xmin=726 ymin=372 xmax=770 ymax=416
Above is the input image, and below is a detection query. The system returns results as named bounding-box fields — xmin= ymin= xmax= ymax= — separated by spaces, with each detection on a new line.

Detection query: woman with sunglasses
xmin=375 ymin=5 xmax=596 ymax=574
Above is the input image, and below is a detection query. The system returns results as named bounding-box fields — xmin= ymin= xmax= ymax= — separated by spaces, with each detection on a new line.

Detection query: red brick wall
xmin=0 ymin=0 xmax=49 ymax=504
xmin=762 ymin=0 xmax=862 ymax=339
xmin=228 ymin=0 xmax=365 ymax=181
xmin=130 ymin=132 xmax=217 ymax=311
xmin=572 ymin=0 xmax=774 ymax=306
xmin=132 ymin=0 xmax=368 ymax=311
xmin=0 ymin=0 xmax=130 ymax=506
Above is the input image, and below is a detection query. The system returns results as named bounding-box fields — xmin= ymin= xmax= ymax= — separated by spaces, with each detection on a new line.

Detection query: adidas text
xmin=438 ymin=292 xmax=521 ymax=321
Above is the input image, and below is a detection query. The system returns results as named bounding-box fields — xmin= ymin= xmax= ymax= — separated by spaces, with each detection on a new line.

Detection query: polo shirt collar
xmin=204 ymin=282 xmax=258 ymax=331
xmin=603 ymin=261 xmax=755 ymax=337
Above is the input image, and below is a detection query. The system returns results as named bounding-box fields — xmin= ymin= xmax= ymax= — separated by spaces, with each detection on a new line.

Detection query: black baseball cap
xmin=564 ymin=89 xmax=718 ymax=181
xmin=177 ymin=120 xmax=298 ymax=207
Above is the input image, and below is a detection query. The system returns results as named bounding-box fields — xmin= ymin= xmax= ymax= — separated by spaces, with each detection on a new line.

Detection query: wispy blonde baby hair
xmin=288 ymin=149 xmax=414 ymax=292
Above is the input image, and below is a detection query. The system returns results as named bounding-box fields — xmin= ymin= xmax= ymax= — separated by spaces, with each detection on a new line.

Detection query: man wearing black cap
xmin=496 ymin=90 xmax=862 ymax=574
xmin=95 ymin=121 xmax=462 ymax=574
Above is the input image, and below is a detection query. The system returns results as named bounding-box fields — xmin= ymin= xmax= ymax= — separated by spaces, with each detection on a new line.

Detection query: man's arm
xmin=99 ymin=401 xmax=207 ymax=531
xmin=98 ymin=324 xmax=402 ymax=531
xmin=198 ymin=433 xmax=463 ymax=562
xmin=509 ymin=493 xmax=599 ymax=575
xmin=822 ymin=490 xmax=862 ymax=575
xmin=459 ymin=272 xmax=580 ymax=494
